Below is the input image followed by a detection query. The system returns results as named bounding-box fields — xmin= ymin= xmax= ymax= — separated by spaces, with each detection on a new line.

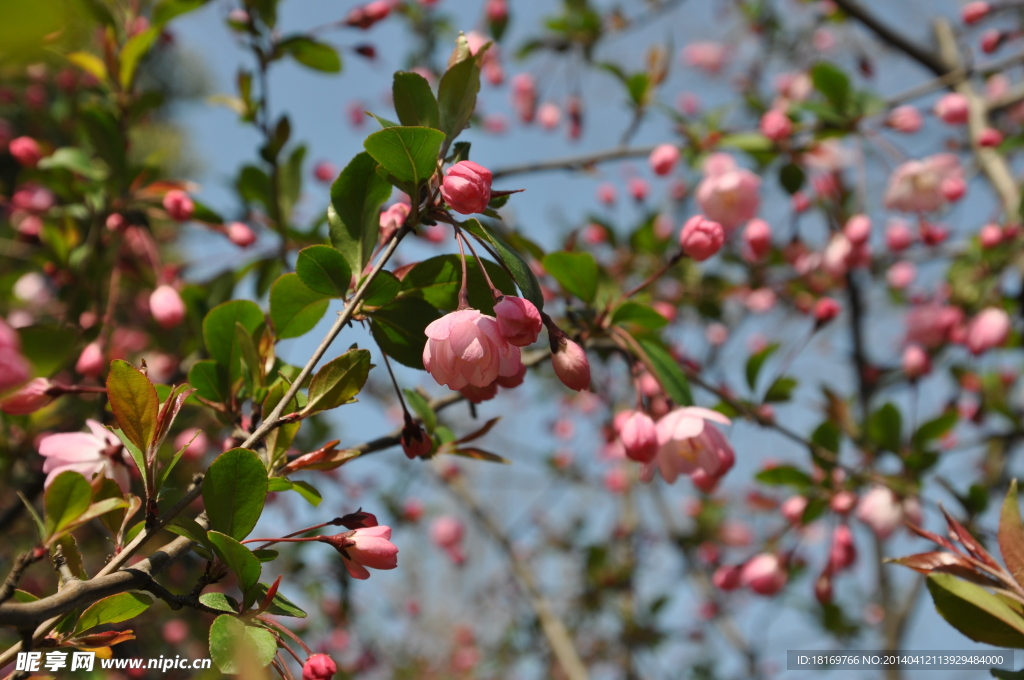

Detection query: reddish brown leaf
xmin=906 ymin=522 xmax=960 ymax=553
xmin=281 ymin=440 xmax=360 ymax=473
xmin=941 ymin=505 xmax=1001 ymax=570
xmin=453 ymin=417 xmax=501 ymax=445
xmin=888 ymin=551 xmax=1000 ymax=587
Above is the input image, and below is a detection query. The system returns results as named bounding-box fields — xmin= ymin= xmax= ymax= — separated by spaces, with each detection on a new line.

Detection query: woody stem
xmin=456 ymin=225 xmax=502 ymax=300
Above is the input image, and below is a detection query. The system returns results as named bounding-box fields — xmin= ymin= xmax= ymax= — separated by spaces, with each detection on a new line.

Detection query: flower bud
xmin=75 ymin=341 xmax=105 ymax=377
xmin=813 ymin=297 xmax=840 ymax=325
xmin=980 ymin=28 xmax=1003 ymax=54
xmin=106 ymin=213 xmax=127 ymax=232
xmin=596 ymin=183 xmax=616 ymax=206
xmin=759 ymin=109 xmax=793 ymax=142
xmin=302 ymin=654 xmax=338 ymax=680
xmin=740 ymin=554 xmax=787 ymax=595
xmin=791 ymin=192 xmax=811 ymax=213
xmin=614 ymin=410 xmax=658 ymax=463
xmin=9 ymin=136 xmax=42 ymax=167
xmin=401 ymin=421 xmax=433 ymax=459
xmin=679 ymin=215 xmax=725 ymax=261
xmin=440 ymin=161 xmax=493 ymax=215
xmin=0 ymin=378 xmax=54 ymax=415
xmin=648 ymin=144 xmax=680 ymax=176
xmin=828 ymin=524 xmax=857 ymax=572
xmin=712 ymin=564 xmax=742 ymax=591
xmin=162 ymin=190 xmax=194 ymax=221
xmin=537 ymin=102 xmax=560 ymax=129
xmin=150 ymin=285 xmax=186 ymax=329
xmin=551 ymin=338 xmax=590 ymax=391
xmin=885 ymin=220 xmax=914 ymax=251
xmin=493 ymin=296 xmax=542 ymax=347
xmin=966 ymin=307 xmax=1010 ymax=354
xmin=780 ymin=495 xmax=808 ymax=524
xmin=843 ymin=214 xmax=871 ymax=245
xmin=980 ymin=223 xmax=1003 ymax=248
xmin=227 ymin=222 xmax=256 ymax=247
xmin=628 ymin=177 xmax=649 ymax=202
xmin=174 ymin=428 xmax=209 ymax=460
xmin=486 ymin=0 xmax=508 ymax=23
xmin=978 ymin=127 xmax=1003 ymax=147
xmin=830 ymin=491 xmax=857 ymax=514
xmin=743 ymin=218 xmax=772 ymax=260
xmin=934 ymin=93 xmax=969 ymax=125
xmin=815 ymin=572 xmax=833 ymax=604
xmin=886 ymin=105 xmax=923 ymax=133
xmin=963 ymin=1 xmax=991 ymax=24
xmin=314 ymin=161 xmax=338 ymax=183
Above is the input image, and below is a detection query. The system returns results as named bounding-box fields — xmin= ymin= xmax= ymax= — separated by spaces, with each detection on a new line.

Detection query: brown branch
xmin=491 ymin=145 xmax=657 ymax=180
xmin=0 ymin=552 xmax=44 ymax=606
xmin=831 ymin=0 xmax=947 ymax=76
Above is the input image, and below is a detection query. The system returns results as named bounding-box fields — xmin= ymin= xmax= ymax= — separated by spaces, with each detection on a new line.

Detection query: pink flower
xmin=695 ymin=153 xmax=761 ymax=231
xmin=648 ymin=144 xmax=680 ymax=176
xmin=314 ymin=161 xmax=338 ymax=183
xmin=830 ymin=491 xmax=857 ymax=514
xmin=740 ymin=553 xmax=787 ymax=595
xmin=422 ymin=309 xmax=522 ymax=390
xmin=855 ymin=486 xmax=905 ymax=538
xmin=643 ymin=407 xmax=734 ymax=485
xmin=682 ymin=41 xmax=727 ymax=74
xmin=486 ymin=0 xmax=508 ymax=23
xmin=227 ymin=222 xmax=256 ymax=247
xmin=603 ymin=467 xmax=629 ymax=494
xmin=902 ymin=344 xmax=930 ymax=379
xmin=966 ymin=307 xmax=1010 ymax=354
xmin=963 ymin=1 xmax=991 ymax=24
xmin=495 ymin=361 xmax=526 ymax=388
xmin=614 ymin=410 xmax=658 ymax=463
xmin=150 ymin=285 xmax=187 ymax=329
xmin=401 ymin=422 xmax=433 ymax=459
xmin=712 ymin=564 xmax=742 ymax=591
xmin=551 ymin=338 xmax=590 ymax=391
xmin=0 ymin=378 xmax=54 ymax=415
xmin=981 ymin=28 xmax=1003 ymax=54
xmin=843 ymin=214 xmax=871 ymax=245
xmin=75 ymin=341 xmax=105 ymax=377
xmin=11 ymin=184 xmax=54 ymax=213
xmin=512 ymin=73 xmax=537 ymax=123
xmin=791 ymin=192 xmax=811 ymax=213
xmin=537 ymin=102 xmax=560 ymax=129
xmin=174 ymin=428 xmax=209 ymax=460
xmin=493 ymin=296 xmax=542 ymax=346
xmin=978 ymin=127 xmax=1003 ymax=147
xmin=460 ymin=382 xmax=498 ymax=403
xmin=596 ymin=182 xmax=616 ymax=205
xmin=886 ymin=220 xmax=914 ymax=251
xmin=0 ymin=317 xmax=30 ymax=395
xmin=886 ymin=261 xmax=916 ymax=289
xmin=884 ymin=154 xmax=964 ymax=213
xmin=38 ymin=419 xmax=133 ymax=491
xmin=886 ymin=105 xmax=923 ymax=133
xmin=322 ymin=525 xmax=399 ymax=579
xmin=679 ymin=215 xmax=725 ymax=261
xmin=162 ymin=619 xmax=189 ymax=645
xmin=162 ymin=190 xmax=194 ymax=221
xmin=379 ymin=202 xmax=410 ymax=243
xmin=745 ymin=288 xmax=776 ymax=313
xmin=906 ymin=304 xmax=963 ymax=348
xmin=759 ymin=109 xmax=793 ymax=142
xmin=345 ymin=0 xmax=391 ymax=29
xmin=780 ymin=495 xmax=808 ymax=524
xmin=303 ymin=654 xmax=337 ymax=680
xmin=934 ymin=93 xmax=969 ymax=125
xmin=440 ymin=161 xmax=492 ymax=215
xmin=980 ymin=223 xmax=1003 ymax=248
xmin=431 ymin=516 xmax=465 ymax=564
xmin=106 ymin=213 xmax=126 ymax=231
xmin=814 ymin=297 xmax=841 ymax=325
xmin=8 ymin=136 xmax=42 ymax=167
xmin=828 ymin=525 xmax=857 ymax=572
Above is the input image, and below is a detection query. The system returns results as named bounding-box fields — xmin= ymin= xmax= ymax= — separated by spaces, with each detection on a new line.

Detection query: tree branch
xmin=491 ymin=146 xmax=657 ymax=180
xmin=831 ymin=0 xmax=947 ymax=76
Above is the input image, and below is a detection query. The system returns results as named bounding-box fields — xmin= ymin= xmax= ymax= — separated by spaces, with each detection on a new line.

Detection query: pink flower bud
xmin=981 ymin=28 xmax=1003 ymax=53
xmin=966 ymin=307 xmax=1010 ymax=354
xmin=978 ymin=127 xmax=1003 ymax=147
xmin=486 ymin=0 xmax=508 ymax=23
xmin=902 ymin=344 xmax=930 ymax=379
xmin=302 ymin=654 xmax=338 ymax=680
xmin=885 ymin=220 xmax=914 ymax=251
xmin=963 ymin=1 xmax=991 ymax=24
xmin=712 ymin=564 xmax=742 ymax=591
xmin=759 ymin=109 xmax=793 ymax=142
xmin=614 ymin=410 xmax=658 ymax=463
xmin=648 ymin=144 xmax=680 ymax=176
xmin=980 ymin=223 xmax=1003 ymax=248
xmin=512 ymin=73 xmax=537 ymax=123
xmin=227 ymin=222 xmax=256 ymax=247
xmin=537 ymin=102 xmax=561 ymax=129
xmin=791 ymin=191 xmax=811 ymax=213
xmin=314 ymin=161 xmax=338 ymax=183
xmin=106 ymin=213 xmax=126 ymax=231
xmin=830 ymin=491 xmax=857 ymax=514
xmin=886 ymin=261 xmax=916 ymax=289
xmin=597 ymin=183 xmax=616 ymax=205
xmin=828 ymin=524 xmax=856 ymax=572
xmin=740 ymin=554 xmax=787 ymax=595
xmin=162 ymin=190 xmax=194 ymax=221
xmin=815 ymin=572 xmax=833 ymax=604
xmin=843 ymin=214 xmax=871 ymax=245
xmin=401 ymin=422 xmax=433 ymax=459
xmin=162 ymin=619 xmax=189 ymax=645
xmin=551 ymin=338 xmax=591 ymax=391
xmin=174 ymin=428 xmax=209 ymax=460
xmin=75 ymin=341 xmax=105 ymax=377
xmin=150 ymin=285 xmax=186 ymax=329
xmin=886 ymin=105 xmax=923 ymax=133
xmin=440 ymin=161 xmax=493 ymax=215
xmin=628 ymin=177 xmax=649 ymax=202
xmin=743 ymin=218 xmax=772 ymax=260
xmin=940 ymin=175 xmax=967 ymax=202
xmin=934 ymin=93 xmax=969 ymax=125
xmin=431 ymin=516 xmax=464 ymax=549
xmin=679 ymin=215 xmax=725 ymax=261
xmin=0 ymin=378 xmax=54 ymax=415
xmin=780 ymin=495 xmax=808 ymax=524
xmin=9 ymin=136 xmax=42 ymax=167
xmin=493 ymin=296 xmax=542 ymax=346
xmin=813 ymin=297 xmax=840 ymax=325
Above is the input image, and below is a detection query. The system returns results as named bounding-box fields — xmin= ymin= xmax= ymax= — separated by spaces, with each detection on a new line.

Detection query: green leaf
xmin=106 ymin=360 xmax=158 ymax=455
xmin=151 ymin=0 xmax=208 ymax=25
xmin=912 ymin=411 xmax=958 ymax=449
xmin=198 ymin=592 xmax=238 ymax=613
xmin=1000 ymin=480 xmax=1024 ymax=589
xmin=437 ymin=51 xmax=482 ymax=155
xmin=187 ymin=360 xmax=227 ymax=403
xmin=110 ymin=428 xmax=146 ymax=488
xmin=207 ymin=531 xmax=262 ymax=601
xmin=718 ymin=132 xmax=773 ymax=153
xmin=202 ymin=300 xmax=265 ymax=384
xmin=44 ymin=471 xmax=92 ymax=539
xmin=755 ymin=465 xmax=813 ymax=489
xmin=37 ymin=147 xmax=108 ymax=180
xmin=277 ymin=35 xmax=341 ymax=72
xmin=764 ymin=376 xmax=798 ymax=403
xmin=399 ymin=255 xmax=515 ymax=315
xmin=289 ymin=480 xmax=322 ymax=507
xmin=269 ymin=273 xmax=330 ymax=340
xmin=542 ymin=251 xmax=599 ymax=303
xmin=74 ymin=593 xmax=152 ymax=635
xmin=811 ymin=61 xmax=851 ymax=113
xmin=304 ymin=349 xmax=371 ymax=415
xmin=926 ymin=573 xmax=1024 ymax=647
xmin=119 ymin=27 xmax=159 ymax=89
xmin=329 ymin=152 xmax=392 ymax=276
xmin=636 ymin=338 xmax=693 ymax=406
xmin=296 ymin=245 xmax=352 ymax=297
xmin=393 ymin=71 xmax=440 ymax=129
xmin=404 ymin=389 xmax=437 ymax=432
xmin=167 ymin=516 xmax=212 ymax=550
xmin=362 ymin=270 xmax=402 ymax=307
xmin=867 ymin=403 xmax=903 ymax=452
xmin=15 ymin=325 xmax=77 ymax=377
xmin=462 ymin=219 xmax=545 ymax=311
xmin=250 ymin=583 xmax=307 ymax=617
xmin=203 ymin=448 xmax=268 ymax=540
xmin=369 ymin=297 xmax=442 ymax=369
xmin=234 ymin=322 xmax=263 ymax=391
xmin=363 ymin=126 xmax=445 ymax=188
xmin=610 ymin=302 xmax=668 ymax=330
xmin=746 ymin=343 xmax=779 ymax=392
xmin=209 ymin=615 xmax=277 ymax=673
xmin=779 ymin=163 xmax=805 ymax=195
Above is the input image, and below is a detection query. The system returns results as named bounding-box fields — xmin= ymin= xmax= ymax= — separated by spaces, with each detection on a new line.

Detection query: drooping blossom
xmin=712 ymin=564 xmax=742 ymax=591
xmin=511 ymin=73 xmax=537 ymax=123
xmin=313 ymin=161 xmax=338 ymax=183
xmin=302 ymin=654 xmax=337 ymax=680
xmin=321 ymin=525 xmax=399 ymax=579
xmin=695 ymin=153 xmax=761 ymax=231
xmin=642 ymin=407 xmax=734 ymax=485
xmin=614 ymin=410 xmax=658 ymax=463
xmin=493 ymin=296 xmax=542 ymax=346
xmin=884 ymin=154 xmax=964 ymax=213
xmin=885 ymin=220 xmax=914 ymax=251
xmin=551 ymin=337 xmax=590 ymax=391
xmin=679 ymin=215 xmax=725 ymax=261
xmin=38 ymin=419 xmax=133 ymax=491
xmin=422 ymin=309 xmax=522 ymax=390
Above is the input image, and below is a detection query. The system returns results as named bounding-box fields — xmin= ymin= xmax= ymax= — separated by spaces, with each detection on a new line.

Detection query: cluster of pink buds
xmin=345 ymin=0 xmax=391 ymax=29
xmin=713 ymin=553 xmax=788 ymax=596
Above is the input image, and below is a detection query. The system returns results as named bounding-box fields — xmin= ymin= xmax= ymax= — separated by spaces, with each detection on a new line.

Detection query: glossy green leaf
xmin=542 ymin=251 xmax=599 ymax=303
xmin=209 ymin=615 xmax=277 ymax=673
xmin=404 ymin=388 xmax=437 ymax=432
xmin=207 ymin=531 xmax=262 ymax=599
xmin=198 ymin=592 xmax=238 ymax=613
xmin=74 ymin=592 xmax=153 ymax=635
xmin=636 ymin=338 xmax=693 ymax=406
xmin=926 ymin=573 xmax=1024 ymax=648
xmin=151 ymin=0 xmax=207 ymax=25
xmin=437 ymin=50 xmax=482 ymax=155
xmin=250 ymin=583 xmax=307 ymax=617
xmin=269 ymin=273 xmax=330 ymax=339
xmin=202 ymin=300 xmax=265 ymax=383
xmin=764 ymin=376 xmax=798 ymax=403
xmin=393 ymin=71 xmax=440 ymax=129
xmin=369 ymin=297 xmax=441 ymax=369
xmin=203 ymin=448 xmax=268 ymax=540
xmin=304 ymin=349 xmax=371 ymax=415
xmin=277 ymin=35 xmax=341 ymax=72
xmin=811 ymin=61 xmax=851 ymax=112
xmin=462 ymin=219 xmax=544 ymax=311
xmin=363 ymin=126 xmax=445 ymax=188
xmin=329 ymin=152 xmax=392 ymax=276
xmin=746 ymin=343 xmax=780 ymax=391
xmin=106 ymin=360 xmax=158 ymax=455
xmin=119 ymin=27 xmax=159 ymax=89
xmin=44 ymin=471 xmax=92 ymax=539
xmin=37 ymin=147 xmax=108 ymax=180
xmin=610 ymin=302 xmax=668 ymax=330
xmin=296 ymin=245 xmax=352 ymax=297
xmin=187 ymin=360 xmax=226 ymax=403
xmin=399 ymin=255 xmax=515 ymax=314
xmin=755 ymin=465 xmax=813 ymax=488
xmin=912 ymin=411 xmax=958 ymax=449
xmin=867 ymin=402 xmax=902 ymax=452
xmin=361 ymin=270 xmax=402 ymax=307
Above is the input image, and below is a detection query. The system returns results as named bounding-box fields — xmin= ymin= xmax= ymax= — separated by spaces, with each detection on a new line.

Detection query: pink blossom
xmin=705 ymin=322 xmax=729 ymax=346
xmin=379 ymin=202 xmax=410 ymax=243
xmin=712 ymin=564 xmax=743 ymax=591
xmin=682 ymin=42 xmax=727 ymax=74
xmin=495 ymin=361 xmax=526 ymax=388
xmin=963 ymin=1 xmax=991 ymax=24
xmin=597 ymin=183 xmax=616 ymax=205
xmin=9 ymin=136 xmax=42 ymax=167
xmin=440 ymin=161 xmax=492 ymax=215
xmin=323 ymin=525 xmax=399 ymax=579
xmin=980 ymin=223 xmax=1003 ymax=248
xmin=459 ymin=382 xmax=498 ymax=403
xmin=11 ymin=184 xmax=54 ymax=213
xmin=978 ymin=127 xmax=1003 ymax=147
xmin=431 ymin=516 xmax=466 ymax=564
xmin=551 ymin=338 xmax=590 ymax=391
xmin=814 ymin=297 xmax=841 ymax=325
xmin=906 ymin=303 xmax=963 ymax=348
xmin=227 ymin=222 xmax=256 ymax=247
xmin=855 ymin=486 xmax=905 ymax=538
xmin=511 ymin=73 xmax=537 ymax=123
xmin=303 ymin=654 xmax=337 ymax=680
xmin=493 ymin=296 xmax=542 ymax=346
xmin=537 ymin=102 xmax=561 ymax=129
xmin=643 ymin=407 xmax=734 ymax=485
xmin=886 ymin=220 xmax=914 ymax=251
xmin=648 ymin=144 xmax=680 ymax=176
xmin=886 ymin=105 xmax=923 ymax=133
xmin=695 ymin=153 xmax=761 ymax=231
xmin=843 ymin=214 xmax=871 ymax=245
xmin=174 ymin=428 xmax=209 ymax=460
xmin=0 ymin=378 xmax=54 ymax=415
xmin=0 ymin=319 xmax=30 ymax=395
xmin=677 ymin=92 xmax=701 ymax=115
xmin=150 ymin=285 xmax=186 ymax=329
xmin=792 ymin=192 xmax=811 ymax=213
xmin=679 ymin=215 xmax=725 ymax=261
xmin=162 ymin=619 xmax=189 ymax=645
xmin=106 ymin=213 xmax=126 ymax=231
xmin=966 ymin=307 xmax=1010 ymax=354
xmin=759 ymin=109 xmax=793 ymax=142
xmin=886 ymin=261 xmax=916 ymax=289
xmin=774 ymin=72 xmax=812 ymax=104
xmin=603 ymin=467 xmax=629 ymax=494
xmin=830 ymin=491 xmax=857 ymax=514
xmin=746 ymin=288 xmax=776 ymax=314
xmin=628 ymin=177 xmax=649 ymax=202
xmin=486 ymin=0 xmax=508 ymax=23
xmin=884 ymin=154 xmax=964 ymax=213
xmin=422 ymin=309 xmax=522 ymax=390
xmin=162 ymin=190 xmax=194 ymax=221
xmin=780 ymin=495 xmax=808 ymax=524
xmin=981 ymin=28 xmax=1003 ymax=54
xmin=902 ymin=344 xmax=931 ymax=379
xmin=934 ymin=93 xmax=969 ymax=125
xmin=614 ymin=410 xmax=658 ymax=463
xmin=345 ymin=0 xmax=391 ymax=29
xmin=828 ymin=525 xmax=857 ymax=572
xmin=38 ymin=419 xmax=133 ymax=491
xmin=75 ymin=341 xmax=105 ymax=377
xmin=314 ymin=161 xmax=338 ymax=183
xmin=812 ymin=28 xmax=835 ymax=52
xmin=740 ymin=554 xmax=787 ymax=595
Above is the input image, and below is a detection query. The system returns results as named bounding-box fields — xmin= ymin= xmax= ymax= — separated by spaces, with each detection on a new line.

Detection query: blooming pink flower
xmin=150 ymin=285 xmax=187 ymax=329
xmin=423 ymin=309 xmax=522 ymax=390
xmin=38 ymin=419 xmax=133 ymax=491
xmin=322 ymin=525 xmax=398 ymax=579
xmin=648 ymin=144 xmax=680 ymax=176
xmin=695 ymin=153 xmax=761 ymax=231
xmin=303 ymin=654 xmax=337 ymax=680
xmin=966 ymin=307 xmax=1010 ymax=354
xmin=855 ymin=486 xmax=905 ymax=538
xmin=227 ymin=222 xmax=256 ymax=247
xmin=682 ymin=41 xmax=727 ymax=74
xmin=106 ymin=213 xmax=126 ymax=231
xmin=174 ymin=428 xmax=209 ymax=460
xmin=551 ymin=338 xmax=590 ymax=391
xmin=963 ymin=1 xmax=991 ymax=24
xmin=9 ymin=136 xmax=42 ymax=167
xmin=887 ymin=105 xmax=923 ymax=133
xmin=934 ymin=93 xmax=969 ymax=125
xmin=978 ymin=127 xmax=1003 ymax=147
xmin=884 ymin=154 xmax=964 ymax=213
xmin=614 ymin=410 xmax=658 ymax=463
xmin=905 ymin=303 xmax=963 ymax=348
xmin=0 ymin=378 xmax=54 ymax=415
xmin=679 ymin=215 xmax=725 ymax=261
xmin=642 ymin=407 xmax=734 ymax=485
xmin=759 ymin=109 xmax=793 ymax=142
xmin=493 ymin=296 xmax=542 ymax=346
xmin=441 ymin=161 xmax=492 ymax=215
xmin=902 ymin=344 xmax=930 ymax=379
xmin=740 ymin=554 xmax=787 ymax=595
xmin=431 ymin=516 xmax=465 ymax=564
